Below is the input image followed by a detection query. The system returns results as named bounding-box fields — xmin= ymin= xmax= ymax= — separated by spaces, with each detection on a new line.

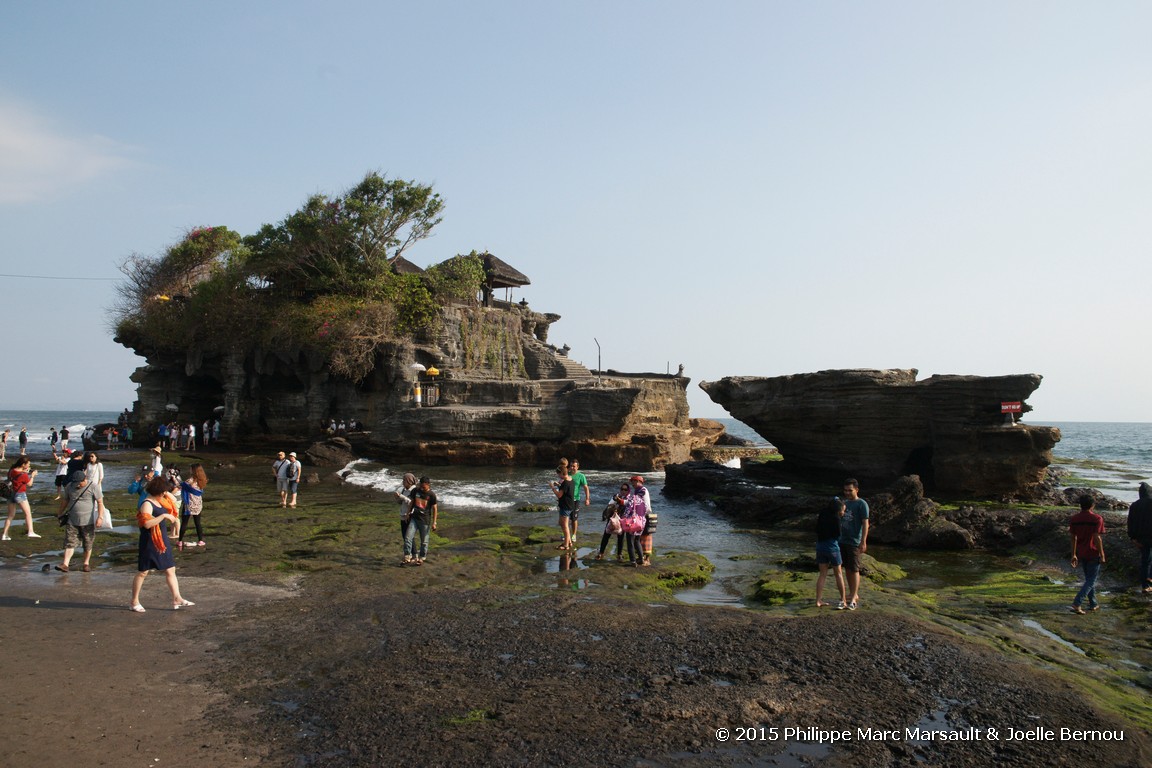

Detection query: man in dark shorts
xmin=838 ymin=478 xmax=869 ymax=611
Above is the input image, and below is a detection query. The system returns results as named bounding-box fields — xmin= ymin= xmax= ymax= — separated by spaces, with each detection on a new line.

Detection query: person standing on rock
xmin=396 ymin=472 xmax=418 ymax=564
xmin=569 ymin=459 xmax=591 ymax=543
xmin=285 ymin=452 xmax=302 ymax=508
xmin=1070 ymin=494 xmax=1106 ymax=614
xmin=405 ymin=476 xmax=438 ymax=564
xmin=1126 ymin=482 xmax=1152 ymax=594
xmin=273 ymin=451 xmax=289 ymax=507
xmin=60 ymin=425 xmax=70 ymax=452
xmin=550 ymin=463 xmax=576 ymax=549
xmin=838 ymin=479 xmax=869 ymax=610
xmin=18 ymin=426 xmax=28 ymax=456
xmin=815 ymin=497 xmax=848 ymax=609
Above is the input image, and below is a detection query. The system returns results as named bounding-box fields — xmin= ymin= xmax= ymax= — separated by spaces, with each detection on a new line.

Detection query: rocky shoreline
xmin=2 ymin=449 xmax=1150 ymax=767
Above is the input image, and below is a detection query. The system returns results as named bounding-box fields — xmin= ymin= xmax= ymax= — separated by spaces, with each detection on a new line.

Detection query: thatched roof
xmin=482 ymin=252 xmax=530 ymax=289
xmin=390 ymin=256 xmax=426 ymax=275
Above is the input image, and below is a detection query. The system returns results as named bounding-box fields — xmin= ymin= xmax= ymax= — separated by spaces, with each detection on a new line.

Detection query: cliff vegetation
xmin=113 ymin=172 xmax=487 ymax=382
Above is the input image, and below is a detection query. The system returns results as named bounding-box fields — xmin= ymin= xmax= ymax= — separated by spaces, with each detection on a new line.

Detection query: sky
xmin=2 ymin=2 xmax=1150 ymax=422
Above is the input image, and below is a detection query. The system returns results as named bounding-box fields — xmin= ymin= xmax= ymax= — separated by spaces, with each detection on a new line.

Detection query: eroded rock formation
xmin=699 ymin=369 xmax=1061 ymax=498
xmin=124 ymin=302 xmax=722 ymax=469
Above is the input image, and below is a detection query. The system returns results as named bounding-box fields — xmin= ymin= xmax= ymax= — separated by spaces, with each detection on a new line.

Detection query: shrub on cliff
xmin=112 ymin=173 xmax=487 ymax=381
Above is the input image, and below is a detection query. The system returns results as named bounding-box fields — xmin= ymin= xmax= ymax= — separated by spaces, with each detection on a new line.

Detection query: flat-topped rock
xmin=700 ymin=368 xmax=1061 ymax=498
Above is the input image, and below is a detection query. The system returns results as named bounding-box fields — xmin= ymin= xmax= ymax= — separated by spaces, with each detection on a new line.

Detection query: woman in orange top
xmin=129 ymin=476 xmax=193 ymax=612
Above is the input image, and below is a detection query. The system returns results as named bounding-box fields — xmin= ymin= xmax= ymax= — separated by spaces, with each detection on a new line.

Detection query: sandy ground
xmin=0 ymin=567 xmax=292 ymax=768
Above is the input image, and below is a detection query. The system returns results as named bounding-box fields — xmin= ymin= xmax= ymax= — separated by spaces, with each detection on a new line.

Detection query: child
xmin=1070 ymin=494 xmax=1106 ymax=614
xmin=816 ymin=497 xmax=848 ymax=610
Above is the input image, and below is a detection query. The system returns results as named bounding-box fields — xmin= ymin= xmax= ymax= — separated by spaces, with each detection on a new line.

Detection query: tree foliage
xmin=241 ymin=172 xmax=443 ymax=297
xmin=112 ymin=173 xmax=496 ymax=382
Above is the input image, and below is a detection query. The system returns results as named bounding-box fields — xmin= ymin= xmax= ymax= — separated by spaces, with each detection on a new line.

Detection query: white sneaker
xmin=1 ymin=534 xmax=10 ymax=541
xmin=27 ymin=532 xmax=41 ymax=538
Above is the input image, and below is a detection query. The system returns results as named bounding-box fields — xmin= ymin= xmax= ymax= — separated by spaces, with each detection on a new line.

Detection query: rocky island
xmin=700 ymin=368 xmax=1061 ymax=498
xmin=113 ymin=173 xmax=722 ymax=470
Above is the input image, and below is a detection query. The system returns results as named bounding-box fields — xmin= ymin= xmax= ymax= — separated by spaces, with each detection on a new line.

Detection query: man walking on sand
xmin=838 ymin=478 xmax=869 ymax=611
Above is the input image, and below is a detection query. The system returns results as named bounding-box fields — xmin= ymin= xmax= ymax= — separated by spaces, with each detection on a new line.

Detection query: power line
xmin=0 ymin=273 xmax=119 ymax=281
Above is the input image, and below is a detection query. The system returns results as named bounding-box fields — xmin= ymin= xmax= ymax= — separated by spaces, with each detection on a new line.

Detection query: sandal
xmin=129 ymin=604 xmax=146 ymax=613
xmin=82 ymin=564 xmax=91 ymax=572
xmin=173 ymin=599 xmax=195 ymax=609
xmin=54 ymin=564 xmax=69 ymax=572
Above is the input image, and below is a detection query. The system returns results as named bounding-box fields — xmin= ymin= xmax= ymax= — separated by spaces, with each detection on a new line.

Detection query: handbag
xmin=57 ymin=485 xmax=93 ymax=527
xmin=605 ymin=512 xmax=622 ymax=535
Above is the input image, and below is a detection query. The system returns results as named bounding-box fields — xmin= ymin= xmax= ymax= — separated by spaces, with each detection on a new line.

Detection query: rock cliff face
xmin=699 ymin=369 xmax=1061 ymax=498
xmin=124 ymin=302 xmax=720 ymax=469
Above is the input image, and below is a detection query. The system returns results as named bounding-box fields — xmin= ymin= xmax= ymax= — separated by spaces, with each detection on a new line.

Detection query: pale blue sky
xmin=2 ymin=2 xmax=1150 ymax=422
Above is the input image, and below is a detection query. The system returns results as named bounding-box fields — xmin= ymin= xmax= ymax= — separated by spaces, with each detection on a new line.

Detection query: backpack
xmin=0 ymin=477 xmax=13 ymax=501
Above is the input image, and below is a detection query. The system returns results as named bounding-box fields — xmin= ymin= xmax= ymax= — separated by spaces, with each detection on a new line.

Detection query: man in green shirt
xmin=569 ymin=459 xmax=591 ymax=542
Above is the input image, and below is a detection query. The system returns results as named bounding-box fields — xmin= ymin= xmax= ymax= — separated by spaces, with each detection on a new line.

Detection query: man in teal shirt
xmin=570 ymin=459 xmax=591 ymax=542
xmin=838 ymin=478 xmax=869 ymax=610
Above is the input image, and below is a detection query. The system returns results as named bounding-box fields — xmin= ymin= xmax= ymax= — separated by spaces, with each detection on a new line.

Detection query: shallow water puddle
xmin=1021 ymin=619 xmax=1087 ymax=655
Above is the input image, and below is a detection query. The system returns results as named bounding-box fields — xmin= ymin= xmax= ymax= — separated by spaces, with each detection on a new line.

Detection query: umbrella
xmin=409 ymin=363 xmax=427 ymax=372
xmin=213 ymin=405 xmax=225 ymax=413
xmin=165 ymin=403 xmax=179 ymax=412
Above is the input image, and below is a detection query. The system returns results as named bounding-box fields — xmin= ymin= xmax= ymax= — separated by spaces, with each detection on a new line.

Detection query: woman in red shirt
xmin=3 ymin=457 xmax=42 ymax=539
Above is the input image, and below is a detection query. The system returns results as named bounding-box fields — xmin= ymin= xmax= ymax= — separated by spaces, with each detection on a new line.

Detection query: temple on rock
xmin=120 ymin=252 xmax=723 ymax=469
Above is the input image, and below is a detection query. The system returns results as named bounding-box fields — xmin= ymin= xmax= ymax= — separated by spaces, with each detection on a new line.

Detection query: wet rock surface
xmin=203 ymin=580 xmax=1150 ymax=767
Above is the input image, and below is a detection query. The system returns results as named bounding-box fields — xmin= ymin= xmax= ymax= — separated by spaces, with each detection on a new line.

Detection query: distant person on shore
xmin=18 ymin=427 xmax=28 ymax=455
xmin=130 ymin=476 xmax=193 ymax=612
xmin=285 ymin=452 xmax=301 ymax=508
xmin=59 ymin=425 xmax=69 ymax=451
xmin=185 ymin=423 xmax=196 ymax=451
xmin=52 ymin=449 xmax=71 ymax=499
xmin=56 ymin=470 xmax=103 ymax=572
xmin=815 ymin=497 xmax=848 ymax=609
xmin=596 ymin=483 xmax=631 ymax=561
xmin=3 ymin=456 xmax=41 ymax=539
xmin=1070 ymin=494 xmax=1106 ymax=614
xmin=404 ymin=476 xmax=438 ymax=564
xmin=178 ymin=464 xmax=208 ymax=549
xmin=273 ymin=451 xmax=289 ymax=507
xmin=839 ymin=478 xmax=869 ymax=611
xmin=1126 ymin=482 xmax=1152 ymax=594
xmin=569 ymin=459 xmax=591 ymax=543
xmin=550 ymin=462 xmax=576 ymax=549
xmin=150 ymin=446 xmax=164 ymax=476
xmin=50 ymin=428 xmax=58 ymax=453
xmin=396 ymin=472 xmax=418 ymax=564
xmin=0 ymin=429 xmax=8 ymax=460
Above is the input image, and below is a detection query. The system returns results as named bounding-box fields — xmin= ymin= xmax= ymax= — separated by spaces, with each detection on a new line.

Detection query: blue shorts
xmin=815 ymin=540 xmax=842 ymax=566
xmin=12 ymin=491 xmax=28 ymax=504
xmin=558 ymin=506 xmax=574 ymax=518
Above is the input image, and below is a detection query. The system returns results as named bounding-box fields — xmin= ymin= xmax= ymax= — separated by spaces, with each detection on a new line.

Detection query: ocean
xmin=4 ymin=410 xmax=1148 ymax=501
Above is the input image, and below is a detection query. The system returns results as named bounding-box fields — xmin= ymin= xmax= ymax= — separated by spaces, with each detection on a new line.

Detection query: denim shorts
xmin=12 ymin=491 xmax=28 ymax=504
xmin=815 ymin=540 xmax=842 ymax=566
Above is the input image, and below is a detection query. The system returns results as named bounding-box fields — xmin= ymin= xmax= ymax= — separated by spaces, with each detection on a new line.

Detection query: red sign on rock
xmin=1001 ymin=401 xmax=1023 ymax=413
